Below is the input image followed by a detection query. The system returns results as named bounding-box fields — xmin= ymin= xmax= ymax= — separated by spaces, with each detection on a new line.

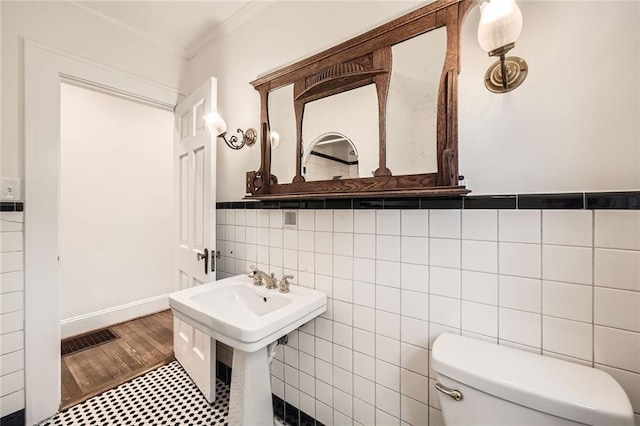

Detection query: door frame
xmin=24 ymin=40 xmax=180 ymax=424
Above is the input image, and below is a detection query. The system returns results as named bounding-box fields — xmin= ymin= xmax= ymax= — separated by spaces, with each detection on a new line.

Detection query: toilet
xmin=432 ymin=333 xmax=634 ymax=426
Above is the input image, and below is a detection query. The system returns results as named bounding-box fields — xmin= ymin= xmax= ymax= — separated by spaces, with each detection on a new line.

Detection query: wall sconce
xmin=477 ymin=0 xmax=528 ymax=93
xmin=204 ymin=111 xmax=257 ymax=150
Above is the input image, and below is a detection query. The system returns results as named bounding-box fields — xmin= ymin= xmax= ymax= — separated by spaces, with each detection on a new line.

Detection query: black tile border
xmin=217 ymin=191 xmax=640 ymax=211
xmin=0 ymin=409 xmax=25 ymax=426
xmin=353 ymin=198 xmax=384 ymax=209
xmin=0 ymin=201 xmax=24 ymax=212
xmin=463 ymin=195 xmax=516 ymax=209
xmin=324 ymin=199 xmax=353 ymax=209
xmin=518 ymin=193 xmax=584 ymax=209
xmin=300 ymin=410 xmax=317 ymax=426
xmin=586 ymin=191 xmax=640 ymax=209
xmin=216 ymin=360 xmax=232 ymax=386
xmin=284 ymin=402 xmax=300 ymax=426
xmin=383 ymin=197 xmax=420 ymax=209
xmin=272 ymin=394 xmax=285 ymax=420
xmin=300 ymin=200 xmax=326 ymax=209
xmin=213 ymin=360 xmax=321 ymax=426
xmin=272 ymin=394 xmax=321 ymax=426
xmin=419 ymin=196 xmax=463 ymax=209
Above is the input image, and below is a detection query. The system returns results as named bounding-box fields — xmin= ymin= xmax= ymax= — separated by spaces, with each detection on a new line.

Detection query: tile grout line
xmin=398 ymin=210 xmax=403 ymax=424
xmin=496 ymin=210 xmax=501 ymax=344
xmin=539 ymin=210 xmax=543 ymax=353
xmin=458 ymin=210 xmax=463 ymax=339
xmin=426 ymin=209 xmax=432 ymax=417
xmin=591 ymin=211 xmax=596 ymax=368
xmin=373 ymin=210 xmax=378 ymax=424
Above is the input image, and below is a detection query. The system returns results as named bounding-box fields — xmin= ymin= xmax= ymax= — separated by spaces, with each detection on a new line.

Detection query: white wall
xmin=190 ymin=1 xmax=640 ymax=201
xmin=1 ymin=0 xmax=188 ymax=181
xmin=188 ymin=1 xmax=424 ymax=201
xmin=59 ymin=84 xmax=174 ymax=323
xmin=459 ymin=1 xmax=640 ymax=194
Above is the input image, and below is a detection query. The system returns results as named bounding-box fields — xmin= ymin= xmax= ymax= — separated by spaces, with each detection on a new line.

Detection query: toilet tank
xmin=432 ymin=333 xmax=634 ymax=426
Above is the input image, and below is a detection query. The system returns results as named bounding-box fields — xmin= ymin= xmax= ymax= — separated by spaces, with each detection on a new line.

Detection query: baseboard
xmin=0 ymin=409 xmax=25 ymax=426
xmin=60 ymin=294 xmax=170 ymax=338
xmin=272 ymin=394 xmax=319 ymax=426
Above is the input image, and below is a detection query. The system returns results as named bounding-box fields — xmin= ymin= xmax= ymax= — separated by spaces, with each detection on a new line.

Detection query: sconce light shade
xmin=204 ymin=111 xmax=256 ymax=150
xmin=270 ymin=131 xmax=281 ymax=150
xmin=204 ymin=111 xmax=227 ymax=137
xmin=477 ymin=0 xmax=528 ymax=94
xmin=478 ymin=0 xmax=523 ymax=54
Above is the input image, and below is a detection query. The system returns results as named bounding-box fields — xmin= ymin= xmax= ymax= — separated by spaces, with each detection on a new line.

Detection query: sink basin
xmin=169 ymin=274 xmax=327 ymax=352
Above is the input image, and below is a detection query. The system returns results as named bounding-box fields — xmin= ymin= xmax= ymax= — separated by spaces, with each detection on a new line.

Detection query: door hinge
xmin=211 ymin=250 xmax=220 ymax=272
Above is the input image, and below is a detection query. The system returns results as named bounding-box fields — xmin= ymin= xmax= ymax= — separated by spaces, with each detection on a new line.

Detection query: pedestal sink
xmin=169 ymin=274 xmax=327 ymax=426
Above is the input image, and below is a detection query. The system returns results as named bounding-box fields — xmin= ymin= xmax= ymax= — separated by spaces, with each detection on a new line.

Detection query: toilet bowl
xmin=432 ymin=333 xmax=634 ymax=426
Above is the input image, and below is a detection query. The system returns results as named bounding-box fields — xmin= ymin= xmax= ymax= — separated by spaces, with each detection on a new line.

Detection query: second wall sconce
xmin=478 ymin=0 xmax=528 ymax=93
xmin=270 ymin=131 xmax=281 ymax=150
xmin=205 ymin=111 xmax=257 ymax=150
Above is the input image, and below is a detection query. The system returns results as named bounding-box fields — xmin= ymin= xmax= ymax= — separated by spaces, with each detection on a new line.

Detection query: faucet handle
xmin=279 ymin=275 xmax=294 ymax=293
xmin=249 ymin=265 xmax=263 ymax=286
xmin=248 ymin=265 xmax=258 ymax=277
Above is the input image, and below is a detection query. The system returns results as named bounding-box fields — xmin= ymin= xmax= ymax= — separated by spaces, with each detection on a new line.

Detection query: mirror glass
xmin=302 ymin=85 xmax=378 ymax=181
xmin=303 ymin=133 xmax=359 ymax=181
xmin=269 ymin=84 xmax=296 ymax=183
xmin=386 ymin=27 xmax=447 ymax=175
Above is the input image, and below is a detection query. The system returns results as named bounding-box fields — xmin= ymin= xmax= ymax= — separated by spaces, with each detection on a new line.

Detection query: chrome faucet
xmin=249 ymin=266 xmax=278 ymax=289
xmin=279 ymin=275 xmax=294 ymax=293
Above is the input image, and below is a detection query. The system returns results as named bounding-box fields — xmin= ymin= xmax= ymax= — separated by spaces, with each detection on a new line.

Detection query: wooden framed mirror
xmin=246 ymin=0 xmax=474 ymax=200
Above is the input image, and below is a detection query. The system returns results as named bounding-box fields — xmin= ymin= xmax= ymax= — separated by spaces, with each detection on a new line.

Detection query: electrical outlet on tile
xmin=0 ymin=177 xmax=22 ymax=201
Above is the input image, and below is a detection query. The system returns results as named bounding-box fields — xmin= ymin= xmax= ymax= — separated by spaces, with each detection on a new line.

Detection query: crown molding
xmin=68 ymin=1 xmax=274 ymax=61
xmin=68 ymin=1 xmax=189 ymax=58
xmin=185 ymin=0 xmax=275 ymax=60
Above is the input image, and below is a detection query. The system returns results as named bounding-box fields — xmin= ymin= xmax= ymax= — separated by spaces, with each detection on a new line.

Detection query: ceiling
xmin=70 ymin=0 xmax=260 ymax=58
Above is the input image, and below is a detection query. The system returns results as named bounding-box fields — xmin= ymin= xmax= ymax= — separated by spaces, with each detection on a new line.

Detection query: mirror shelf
xmin=246 ymin=185 xmax=470 ymax=202
xmin=246 ymin=0 xmax=474 ymax=201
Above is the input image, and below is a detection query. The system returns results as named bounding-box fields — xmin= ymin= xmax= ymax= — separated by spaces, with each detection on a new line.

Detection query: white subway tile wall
xmin=0 ymin=212 xmax=25 ymax=418
xmin=216 ymin=208 xmax=640 ymax=425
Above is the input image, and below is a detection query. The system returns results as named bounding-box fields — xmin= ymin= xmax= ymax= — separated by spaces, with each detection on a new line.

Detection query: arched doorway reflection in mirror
xmin=302 ymin=132 xmax=359 ymax=182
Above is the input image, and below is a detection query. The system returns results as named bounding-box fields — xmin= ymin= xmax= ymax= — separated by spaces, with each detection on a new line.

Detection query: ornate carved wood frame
xmin=247 ymin=0 xmax=474 ymax=200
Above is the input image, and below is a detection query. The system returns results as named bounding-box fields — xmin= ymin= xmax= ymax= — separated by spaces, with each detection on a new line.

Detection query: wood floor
xmin=60 ymin=310 xmax=174 ymax=410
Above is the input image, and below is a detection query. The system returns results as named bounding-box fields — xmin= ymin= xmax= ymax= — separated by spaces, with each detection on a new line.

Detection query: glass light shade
xmin=270 ymin=130 xmax=281 ymax=150
xmin=204 ymin=111 xmax=227 ymax=136
xmin=477 ymin=0 xmax=523 ymax=53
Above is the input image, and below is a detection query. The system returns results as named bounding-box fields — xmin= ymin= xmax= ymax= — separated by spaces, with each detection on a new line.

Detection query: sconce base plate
xmin=244 ymin=128 xmax=258 ymax=147
xmin=484 ymin=56 xmax=528 ymax=94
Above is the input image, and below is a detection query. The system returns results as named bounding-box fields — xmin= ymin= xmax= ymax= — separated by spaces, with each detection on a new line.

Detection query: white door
xmin=173 ymin=77 xmax=218 ymax=402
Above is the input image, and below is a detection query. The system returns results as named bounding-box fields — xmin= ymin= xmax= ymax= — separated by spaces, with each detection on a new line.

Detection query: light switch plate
xmin=283 ymin=210 xmax=297 ymax=229
xmin=1 ymin=177 xmax=22 ymax=201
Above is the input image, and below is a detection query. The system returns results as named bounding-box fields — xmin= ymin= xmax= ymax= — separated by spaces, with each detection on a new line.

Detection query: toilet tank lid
xmin=432 ymin=334 xmax=634 ymax=426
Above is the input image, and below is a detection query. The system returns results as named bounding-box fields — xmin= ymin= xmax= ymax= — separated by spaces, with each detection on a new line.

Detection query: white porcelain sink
xmin=169 ymin=274 xmax=327 ymax=352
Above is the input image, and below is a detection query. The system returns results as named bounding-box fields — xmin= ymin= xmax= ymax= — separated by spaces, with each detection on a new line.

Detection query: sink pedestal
xmin=229 ymin=346 xmax=274 ymax=426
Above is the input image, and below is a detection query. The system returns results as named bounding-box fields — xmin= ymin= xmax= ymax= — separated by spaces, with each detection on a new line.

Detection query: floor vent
xmin=61 ymin=329 xmax=119 ymax=356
